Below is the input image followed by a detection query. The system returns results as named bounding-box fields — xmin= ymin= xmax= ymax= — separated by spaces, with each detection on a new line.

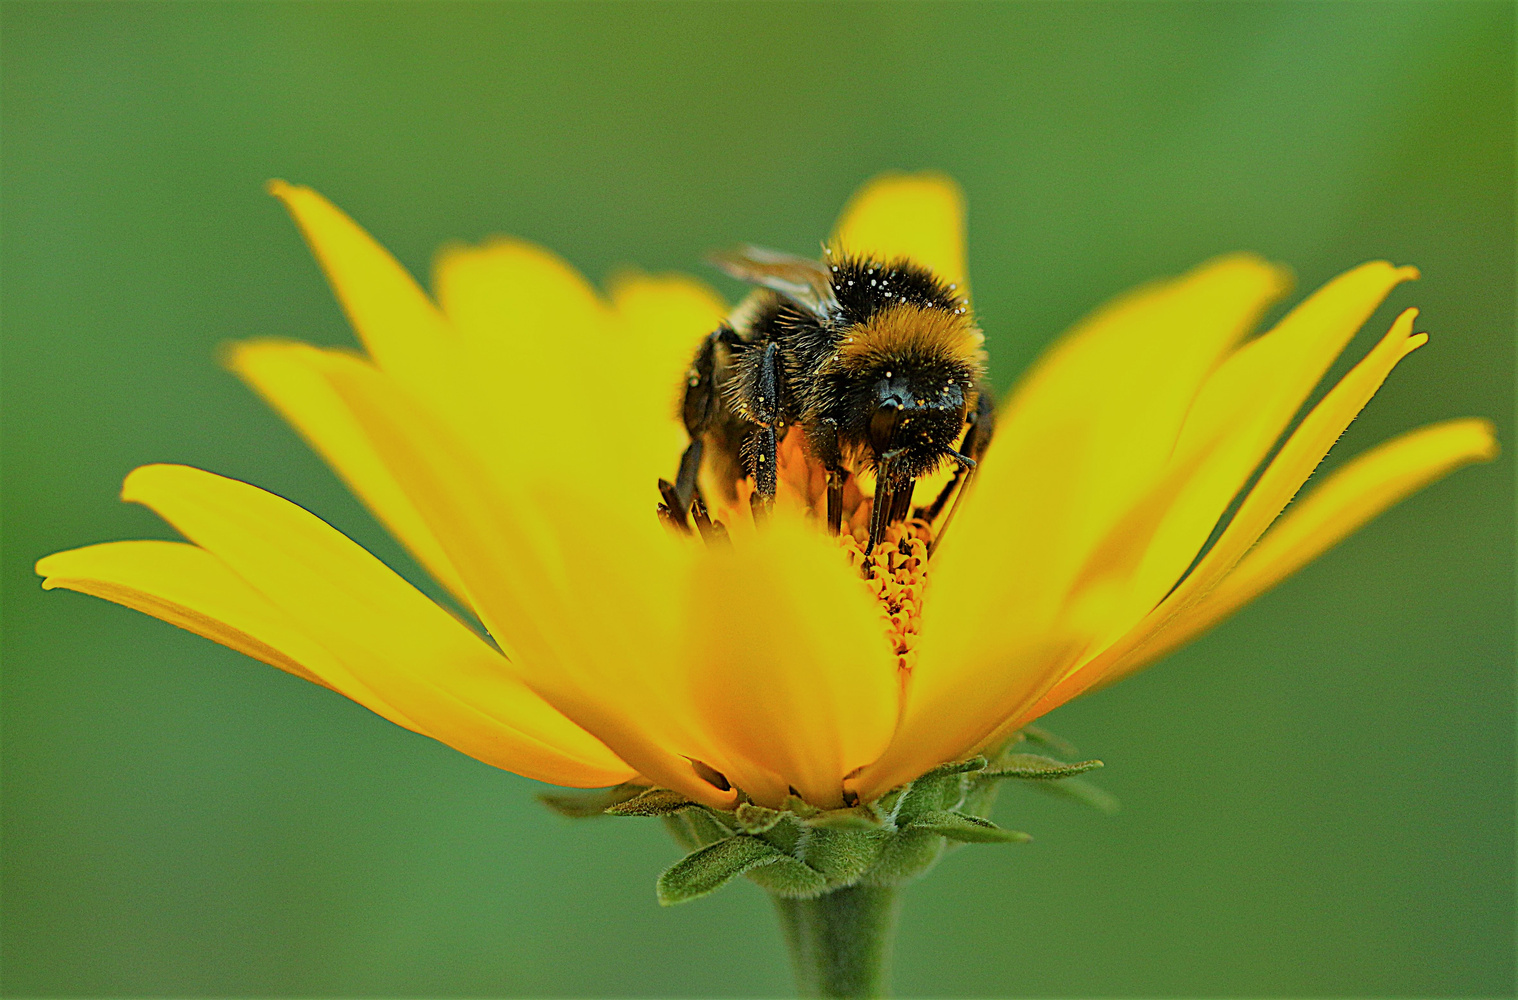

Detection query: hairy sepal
xmin=567 ymin=729 xmax=1109 ymax=905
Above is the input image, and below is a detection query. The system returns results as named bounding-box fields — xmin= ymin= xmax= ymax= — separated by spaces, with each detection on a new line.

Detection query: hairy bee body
xmin=662 ymin=248 xmax=995 ymax=550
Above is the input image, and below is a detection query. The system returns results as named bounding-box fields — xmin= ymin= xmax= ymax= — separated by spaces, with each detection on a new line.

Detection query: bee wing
xmin=707 ymin=244 xmax=839 ymax=319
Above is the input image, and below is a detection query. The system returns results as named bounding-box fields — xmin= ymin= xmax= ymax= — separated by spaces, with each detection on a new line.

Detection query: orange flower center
xmin=838 ymin=518 xmax=933 ymax=674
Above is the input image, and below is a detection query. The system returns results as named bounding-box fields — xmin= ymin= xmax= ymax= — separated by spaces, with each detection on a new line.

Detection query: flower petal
xmin=431 ymin=238 xmax=612 ymax=483
xmin=608 ymin=270 xmax=729 ymax=475
xmin=1023 ymin=302 xmax=1445 ymax=722
xmin=269 ymin=181 xmax=454 ymax=376
xmin=433 ymin=236 xmax=610 ymax=366
xmin=1109 ymin=262 xmax=1419 ymax=624
xmin=226 ymin=339 xmax=469 ymax=602
xmin=878 ymin=259 xmax=1289 ymax=786
xmin=118 ymin=463 xmax=634 ymax=788
xmin=432 ymin=244 xmax=726 ymax=509
xmin=982 ymin=254 xmax=1292 ymax=568
xmin=1111 ymin=417 xmax=1499 ymax=676
xmin=831 ymin=171 xmax=968 ymax=291
xmin=687 ymin=513 xmax=898 ymax=809
xmin=315 ymin=359 xmax=738 ymax=808
xmin=38 ymin=540 xmax=371 ymax=705
xmin=850 ymin=632 xmax=1084 ymax=805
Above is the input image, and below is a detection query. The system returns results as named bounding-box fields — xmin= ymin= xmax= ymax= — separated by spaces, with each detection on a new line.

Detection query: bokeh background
xmin=2 ymin=2 xmax=1512 ymax=996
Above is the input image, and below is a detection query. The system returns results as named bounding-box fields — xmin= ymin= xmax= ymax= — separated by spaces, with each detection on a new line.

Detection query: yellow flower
xmin=36 ymin=174 xmax=1497 ymax=812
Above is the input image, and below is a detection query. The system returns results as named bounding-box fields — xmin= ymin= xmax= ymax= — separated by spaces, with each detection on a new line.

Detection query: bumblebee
xmin=658 ymin=244 xmax=995 ymax=557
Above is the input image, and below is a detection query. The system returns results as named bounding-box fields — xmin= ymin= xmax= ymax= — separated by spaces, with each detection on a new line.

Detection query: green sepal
xmin=958 ymin=771 xmax=1003 ymax=820
xmin=917 ymin=755 xmax=989 ymax=779
xmin=891 ymin=760 xmax=982 ymax=823
xmin=743 ymin=853 xmax=829 ymax=898
xmin=605 ymin=787 xmax=695 ymax=817
xmin=536 ymin=783 xmax=644 ymax=818
xmin=980 ymin=753 xmax=1104 ymax=780
xmin=801 ymin=804 xmax=884 ymax=830
xmin=1017 ymin=724 xmax=1079 ymax=758
xmin=858 ymin=828 xmax=946 ymax=887
xmin=783 ymin=793 xmax=822 ymax=819
xmin=658 ymin=835 xmax=823 ymax=905
xmin=734 ymin=802 xmax=785 ymax=834
xmin=663 ymin=808 xmax=737 ymax=850
xmin=1032 ymin=776 xmax=1120 ymax=814
xmin=623 ymin=735 xmax=1111 ymax=904
xmin=909 ymin=810 xmax=1033 ymax=844
xmin=799 ymin=827 xmax=890 ymax=885
xmin=661 ymin=813 xmax=701 ymax=852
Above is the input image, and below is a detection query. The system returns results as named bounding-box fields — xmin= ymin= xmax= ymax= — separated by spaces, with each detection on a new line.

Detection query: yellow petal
xmin=1123 ymin=417 xmax=1499 ymax=672
xmin=39 ymin=540 xmax=357 ymax=701
xmin=985 ymin=254 xmax=1292 ymax=568
xmin=608 ymin=270 xmax=729 ymax=475
xmin=432 ymin=239 xmax=612 ymax=475
xmin=268 ymin=180 xmax=450 ymax=365
xmin=267 ymin=181 xmax=467 ymax=419
xmin=850 ymin=632 xmax=1083 ymax=804
xmin=686 ymin=514 xmax=898 ymax=808
xmin=885 ymin=258 xmax=1290 ymax=783
xmin=431 ymin=243 xmax=721 ymax=508
xmin=119 ymin=463 xmax=633 ymax=788
xmin=434 ymin=236 xmax=609 ymax=364
xmin=1109 ymin=262 xmax=1418 ymax=624
xmin=226 ymin=339 xmax=469 ymax=603
xmin=316 ymin=359 xmax=738 ymax=808
xmin=831 ymin=171 xmax=968 ymax=291
xmin=1023 ymin=302 xmax=1437 ymax=722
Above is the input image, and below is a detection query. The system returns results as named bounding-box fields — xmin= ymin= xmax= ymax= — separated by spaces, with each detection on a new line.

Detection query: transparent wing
xmin=707 ymin=244 xmax=839 ymax=319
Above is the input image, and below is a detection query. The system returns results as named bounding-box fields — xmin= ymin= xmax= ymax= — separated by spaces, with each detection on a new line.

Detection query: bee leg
xmin=889 ymin=477 xmax=917 ymax=524
xmin=666 ymin=325 xmax=738 ymax=529
xmin=690 ymin=491 xmax=727 ymax=543
xmin=809 ymin=423 xmax=848 ymax=536
xmin=923 ymin=451 xmax=974 ymax=522
xmin=928 ymin=458 xmax=976 ymax=557
xmin=826 ymin=469 xmax=848 ymax=535
xmin=922 ymin=389 xmax=997 ymax=522
xmin=865 ymin=464 xmax=912 ymax=567
xmin=864 ymin=478 xmax=893 ymax=568
xmin=962 ymin=387 xmax=997 ymax=464
xmin=922 ymin=471 xmax=960 ymax=523
xmin=657 ymin=478 xmax=684 ymax=525
xmin=673 ymin=438 xmax=705 ymax=515
xmin=744 ymin=341 xmax=785 ymax=519
xmin=748 ymin=428 xmax=777 ymax=520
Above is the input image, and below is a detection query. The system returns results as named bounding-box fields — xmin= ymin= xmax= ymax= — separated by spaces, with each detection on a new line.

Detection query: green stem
xmin=772 ymin=884 xmax=902 ymax=998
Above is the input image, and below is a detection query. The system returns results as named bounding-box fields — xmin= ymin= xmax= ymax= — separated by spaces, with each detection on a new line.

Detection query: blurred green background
xmin=2 ymin=2 xmax=1512 ymax=996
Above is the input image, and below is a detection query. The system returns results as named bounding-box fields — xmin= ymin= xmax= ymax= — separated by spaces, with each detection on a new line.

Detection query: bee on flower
xmin=37 ymin=173 xmax=1495 ymax=903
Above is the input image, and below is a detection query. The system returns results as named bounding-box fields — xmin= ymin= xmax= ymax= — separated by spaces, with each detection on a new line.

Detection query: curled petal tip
xmin=215 ymin=338 xmax=250 ymax=374
xmin=265 ymin=178 xmax=296 ymax=200
xmin=1471 ymin=419 xmax=1501 ymax=461
xmin=120 ymin=463 xmax=183 ymax=504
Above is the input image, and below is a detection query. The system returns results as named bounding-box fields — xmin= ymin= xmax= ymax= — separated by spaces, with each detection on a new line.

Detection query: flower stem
xmin=772 ymin=884 xmax=902 ymax=998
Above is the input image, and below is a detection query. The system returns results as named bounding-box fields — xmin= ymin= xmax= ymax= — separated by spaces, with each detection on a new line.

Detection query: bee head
xmin=823 ymin=291 xmax=987 ymax=480
xmin=864 ymin=367 xmax=973 ymax=479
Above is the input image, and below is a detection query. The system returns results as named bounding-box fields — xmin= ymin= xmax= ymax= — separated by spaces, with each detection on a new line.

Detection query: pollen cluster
xmin=839 ymin=517 xmax=934 ymax=674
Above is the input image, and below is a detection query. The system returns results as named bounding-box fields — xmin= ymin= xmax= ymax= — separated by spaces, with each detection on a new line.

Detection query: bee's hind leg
xmin=662 ymin=325 xmax=737 ymax=531
xmin=807 ymin=422 xmax=848 ymax=536
xmin=741 ymin=341 xmax=786 ymax=521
